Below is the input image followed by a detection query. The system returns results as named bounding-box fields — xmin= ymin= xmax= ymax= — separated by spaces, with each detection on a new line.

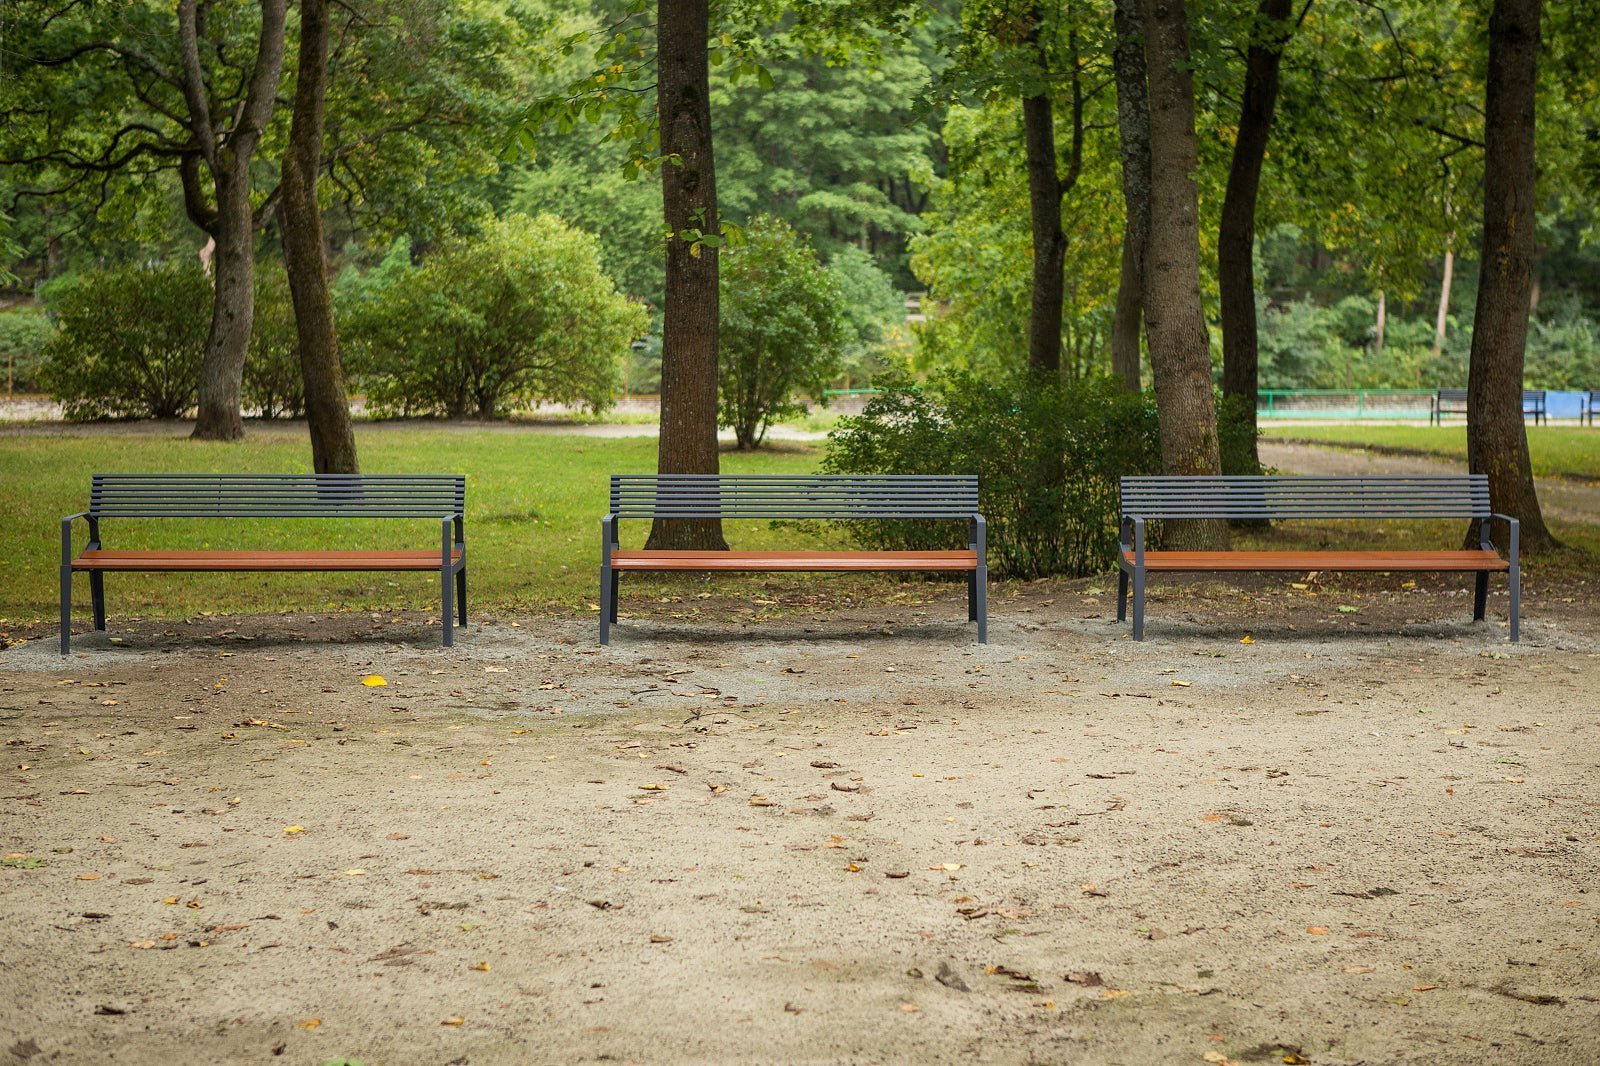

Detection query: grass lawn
xmin=0 ymin=426 xmax=836 ymax=624
xmin=1263 ymin=423 xmax=1600 ymax=480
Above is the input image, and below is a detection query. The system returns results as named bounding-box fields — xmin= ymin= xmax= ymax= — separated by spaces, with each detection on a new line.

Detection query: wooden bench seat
xmin=72 ymin=549 xmax=462 ymax=571
xmin=1117 ymin=475 xmax=1520 ymax=641
xmin=601 ymin=474 xmax=986 ymax=644
xmin=1124 ymin=549 xmax=1508 ymax=572
xmin=61 ymin=474 xmax=467 ymax=653
xmin=611 ymin=549 xmax=978 ymax=572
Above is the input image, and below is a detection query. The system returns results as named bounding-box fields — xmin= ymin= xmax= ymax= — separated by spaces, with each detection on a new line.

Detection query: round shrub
xmin=244 ymin=265 xmax=305 ymax=419
xmin=40 ymin=263 xmax=209 ymax=420
xmin=0 ymin=306 xmax=56 ymax=393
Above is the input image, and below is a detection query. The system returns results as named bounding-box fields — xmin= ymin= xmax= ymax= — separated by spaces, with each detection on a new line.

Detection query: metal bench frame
xmin=1429 ymin=387 xmax=1546 ymax=425
xmin=1117 ymin=475 xmax=1519 ymax=642
xmin=61 ymin=474 xmax=467 ymax=653
xmin=600 ymin=474 xmax=986 ymax=644
xmin=1583 ymin=389 xmax=1599 ymax=426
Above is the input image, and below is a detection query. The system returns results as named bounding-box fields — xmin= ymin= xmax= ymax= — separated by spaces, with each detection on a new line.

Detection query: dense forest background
xmin=2 ymin=0 xmax=1597 ymax=402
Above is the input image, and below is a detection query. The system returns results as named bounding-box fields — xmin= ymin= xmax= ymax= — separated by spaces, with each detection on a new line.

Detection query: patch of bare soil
xmin=1 ymin=580 xmax=1597 ymax=1066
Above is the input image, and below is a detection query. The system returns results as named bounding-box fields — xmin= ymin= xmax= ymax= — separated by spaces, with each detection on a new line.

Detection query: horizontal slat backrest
xmin=1524 ymin=389 xmax=1546 ymax=404
xmin=1438 ymin=388 xmax=1545 ymax=404
xmin=610 ymin=474 xmax=979 ymax=519
xmin=89 ymin=474 xmax=465 ymax=518
xmin=1120 ymin=475 xmax=1490 ymax=519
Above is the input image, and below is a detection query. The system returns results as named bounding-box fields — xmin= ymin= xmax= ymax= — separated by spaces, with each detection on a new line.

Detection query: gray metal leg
xmin=90 ymin=571 xmax=106 ymax=630
xmin=1473 ymin=571 xmax=1488 ymax=622
xmin=456 ymin=567 xmax=467 ymax=626
xmin=1132 ymin=568 xmax=1146 ymax=641
xmin=967 ymin=571 xmax=977 ymax=622
xmin=974 ymin=565 xmax=987 ymax=643
xmin=441 ymin=568 xmax=454 ymax=647
xmin=1117 ymin=569 xmax=1129 ymax=622
xmin=59 ymin=566 xmax=71 ymax=656
xmin=599 ymin=563 xmax=613 ymax=645
xmin=609 ymin=569 xmax=620 ymax=623
xmin=1509 ymin=564 xmax=1520 ymax=643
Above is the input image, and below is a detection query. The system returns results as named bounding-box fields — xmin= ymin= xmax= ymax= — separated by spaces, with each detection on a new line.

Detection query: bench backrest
xmin=1120 ymin=475 xmax=1490 ymax=520
xmin=88 ymin=474 xmax=465 ymax=518
xmin=609 ymin=474 xmax=979 ymax=520
xmin=1436 ymin=387 xmax=1545 ymax=406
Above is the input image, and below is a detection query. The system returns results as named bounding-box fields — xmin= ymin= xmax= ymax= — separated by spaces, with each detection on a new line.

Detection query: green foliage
xmin=351 ymin=213 xmax=646 ymax=419
xmin=826 ymin=246 xmax=906 ymax=387
xmin=0 ymin=307 xmax=56 ymax=393
xmin=823 ymin=370 xmax=1162 ymax=578
xmin=243 ymin=266 xmax=304 ymax=419
xmin=719 ymin=217 xmax=846 ymax=448
xmin=40 ymin=263 xmax=208 ymax=420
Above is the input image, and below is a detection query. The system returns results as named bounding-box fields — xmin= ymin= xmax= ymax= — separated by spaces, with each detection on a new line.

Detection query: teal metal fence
xmin=1256 ymin=389 xmax=1435 ymax=419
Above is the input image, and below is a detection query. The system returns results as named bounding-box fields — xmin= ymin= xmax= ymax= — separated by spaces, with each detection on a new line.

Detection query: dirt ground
xmin=2 ymin=578 xmax=1598 ymax=1066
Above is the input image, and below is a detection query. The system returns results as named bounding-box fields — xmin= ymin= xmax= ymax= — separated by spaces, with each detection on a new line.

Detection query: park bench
xmin=1116 ymin=474 xmax=1519 ymax=642
xmin=1583 ymin=389 xmax=1599 ymax=426
xmin=60 ymin=473 xmax=467 ymax=654
xmin=600 ymin=474 xmax=986 ymax=644
xmin=1429 ymin=387 xmax=1546 ymax=425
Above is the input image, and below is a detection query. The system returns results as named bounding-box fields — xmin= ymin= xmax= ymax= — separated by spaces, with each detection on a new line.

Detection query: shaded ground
xmin=1261 ymin=441 xmax=1600 ymax=525
xmin=2 ymin=578 xmax=1597 ymax=1066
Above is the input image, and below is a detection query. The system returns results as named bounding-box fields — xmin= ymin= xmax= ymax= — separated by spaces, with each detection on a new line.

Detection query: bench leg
xmin=90 ymin=571 xmax=106 ymax=631
xmin=599 ymin=562 xmax=613 ymax=646
xmin=1473 ymin=571 xmax=1488 ymax=622
xmin=1132 ymin=568 xmax=1146 ymax=641
xmin=967 ymin=571 xmax=977 ymax=622
xmin=1117 ymin=569 xmax=1129 ymax=623
xmin=974 ymin=564 xmax=987 ymax=644
xmin=1509 ymin=563 xmax=1520 ymax=643
xmin=456 ymin=567 xmax=467 ymax=627
xmin=610 ymin=569 xmax=620 ymax=624
xmin=60 ymin=566 xmax=72 ymax=656
xmin=440 ymin=568 xmax=454 ymax=648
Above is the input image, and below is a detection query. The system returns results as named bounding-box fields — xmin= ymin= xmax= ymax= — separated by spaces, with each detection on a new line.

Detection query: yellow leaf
xmin=1240 ymin=635 xmax=1254 ymax=644
xmin=283 ymin=825 xmax=305 ymax=835
xmin=1101 ymin=988 xmax=1131 ymax=999
xmin=441 ymin=1016 xmax=466 ymax=1027
xmin=361 ymin=675 xmax=388 ymax=687
xmin=343 ymin=869 xmax=366 ymax=877
xmin=471 ymin=962 xmax=491 ymax=972
xmin=75 ymin=873 xmax=101 ymax=881
xmin=637 ymin=784 xmax=668 ymax=791
xmin=898 ymin=1003 xmax=919 ymax=1013
xmin=1171 ymin=680 xmax=1193 ymax=687
xmin=930 ymin=863 xmax=964 ymax=871
xmin=298 ymin=1018 xmax=321 ymax=1030
xmin=1306 ymin=926 xmax=1329 ymax=935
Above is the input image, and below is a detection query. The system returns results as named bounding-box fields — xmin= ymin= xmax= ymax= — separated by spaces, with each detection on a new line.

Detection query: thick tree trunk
xmin=281 ymin=0 xmax=358 ymax=474
xmin=1111 ymin=0 xmax=1150 ymax=393
xmin=1142 ymin=0 xmax=1225 ymax=549
xmin=186 ymin=0 xmax=287 ymax=441
xmin=193 ymin=173 xmax=256 ymax=440
xmin=648 ymin=0 xmax=727 ymax=551
xmin=1467 ymin=0 xmax=1555 ymax=552
xmin=1023 ymin=90 xmax=1065 ymax=376
xmin=1218 ymin=0 xmax=1293 ymax=475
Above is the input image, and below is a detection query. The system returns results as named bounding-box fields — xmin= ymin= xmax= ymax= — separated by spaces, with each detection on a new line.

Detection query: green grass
xmin=1263 ymin=424 xmax=1600 ymax=481
xmin=0 ymin=426 xmax=830 ymax=623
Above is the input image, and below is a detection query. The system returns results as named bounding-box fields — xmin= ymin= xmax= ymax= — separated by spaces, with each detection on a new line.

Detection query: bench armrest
xmin=441 ymin=513 xmax=463 ymax=565
xmin=61 ymin=512 xmax=98 ymax=566
xmin=1487 ymin=513 xmax=1520 ymax=566
xmin=968 ymin=514 xmax=985 ymax=558
xmin=601 ymin=513 xmax=618 ymax=556
xmin=1120 ymin=515 xmax=1146 ymax=567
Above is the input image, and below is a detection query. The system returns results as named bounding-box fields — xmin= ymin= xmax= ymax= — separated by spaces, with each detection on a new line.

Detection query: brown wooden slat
xmin=611 ymin=550 xmax=978 ymax=572
xmin=73 ymin=550 xmax=460 ymax=572
xmin=1125 ymin=550 xmax=1509 ymax=572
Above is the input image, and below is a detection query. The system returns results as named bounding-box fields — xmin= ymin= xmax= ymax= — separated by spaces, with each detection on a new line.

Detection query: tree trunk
xmin=193 ymin=174 xmax=256 ymax=440
xmin=1111 ymin=0 xmax=1150 ymax=393
xmin=1218 ymin=0 xmax=1293 ymax=475
xmin=1023 ymin=90 xmax=1065 ymax=376
xmin=1467 ymin=0 xmax=1555 ymax=552
xmin=1433 ymin=250 xmax=1454 ymax=355
xmin=186 ymin=0 xmax=288 ymax=441
xmin=281 ymin=0 xmax=358 ymax=475
xmin=1374 ymin=289 xmax=1386 ymax=352
xmin=648 ymin=0 xmax=727 ymax=551
xmin=1142 ymin=0 xmax=1226 ymax=549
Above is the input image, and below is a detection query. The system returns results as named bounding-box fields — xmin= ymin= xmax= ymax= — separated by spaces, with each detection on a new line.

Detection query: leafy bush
xmin=825 ymin=370 xmax=1160 ymax=578
xmin=352 ymin=213 xmax=644 ymax=419
xmin=719 ymin=216 xmax=846 ymax=448
xmin=243 ymin=265 xmax=305 ymax=419
xmin=0 ymin=306 xmax=55 ymax=393
xmin=40 ymin=263 xmax=208 ymax=420
xmin=826 ymin=245 xmax=905 ymax=388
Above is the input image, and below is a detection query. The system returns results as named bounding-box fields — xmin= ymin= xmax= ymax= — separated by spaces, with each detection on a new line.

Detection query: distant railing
xmin=1257 ymin=388 xmax=1434 ymax=420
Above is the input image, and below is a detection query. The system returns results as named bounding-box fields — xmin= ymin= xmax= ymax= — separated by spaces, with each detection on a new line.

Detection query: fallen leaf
xmin=898 ymin=1003 xmax=920 ymax=1013
xmin=1100 ymin=988 xmax=1131 ymax=999
xmin=1306 ymin=926 xmax=1329 ymax=935
xmin=75 ymin=873 xmax=101 ymax=881
xmin=1064 ymin=971 xmax=1103 ymax=987
xmin=471 ymin=962 xmax=491 ymax=972
xmin=1342 ymin=965 xmax=1376 ymax=974
xmin=1239 ymin=635 xmax=1255 ymax=644
xmin=282 ymin=826 xmax=305 ymax=835
xmin=441 ymin=1016 xmax=465 ymax=1027
xmin=1412 ymin=984 xmax=1440 ymax=992
xmin=298 ymin=1018 xmax=321 ymax=1030
xmin=1170 ymin=680 xmax=1193 ymax=687
xmin=361 ymin=675 xmax=388 ymax=687
xmin=930 ymin=863 xmax=964 ymax=872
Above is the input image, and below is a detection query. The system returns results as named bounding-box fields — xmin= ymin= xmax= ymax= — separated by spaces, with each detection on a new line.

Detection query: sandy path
xmin=2 ymin=584 xmax=1597 ymax=1066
